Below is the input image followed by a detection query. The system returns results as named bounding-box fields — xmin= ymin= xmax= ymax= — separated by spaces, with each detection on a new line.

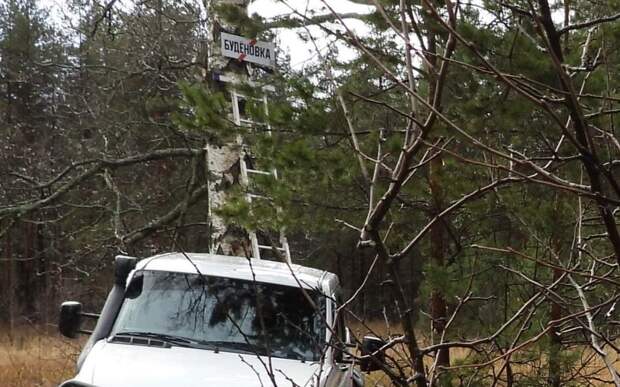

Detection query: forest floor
xmin=351 ymin=321 xmax=620 ymax=386
xmin=1 ymin=323 xmax=617 ymax=386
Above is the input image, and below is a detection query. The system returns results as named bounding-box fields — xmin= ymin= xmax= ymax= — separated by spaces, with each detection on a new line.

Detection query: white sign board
xmin=221 ymin=32 xmax=275 ymax=68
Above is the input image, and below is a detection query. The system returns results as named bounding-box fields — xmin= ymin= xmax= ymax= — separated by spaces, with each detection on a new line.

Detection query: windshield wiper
xmin=198 ymin=340 xmax=264 ymax=355
xmin=112 ymin=331 xmax=197 ymax=348
xmin=200 ymin=341 xmax=309 ymax=361
xmin=112 ymin=333 xmax=272 ymax=355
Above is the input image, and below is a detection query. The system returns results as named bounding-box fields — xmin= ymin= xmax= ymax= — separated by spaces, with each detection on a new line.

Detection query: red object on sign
xmin=238 ymin=39 xmax=257 ymax=62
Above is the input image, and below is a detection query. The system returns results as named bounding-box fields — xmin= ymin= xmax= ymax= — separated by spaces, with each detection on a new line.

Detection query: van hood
xmin=75 ymin=340 xmax=323 ymax=387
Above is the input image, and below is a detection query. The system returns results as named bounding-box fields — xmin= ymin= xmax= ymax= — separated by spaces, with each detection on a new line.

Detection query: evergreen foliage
xmin=0 ymin=0 xmax=619 ymax=385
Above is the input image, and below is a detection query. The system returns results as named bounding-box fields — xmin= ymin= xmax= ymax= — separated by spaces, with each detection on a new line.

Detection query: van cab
xmin=58 ymin=253 xmax=365 ymax=387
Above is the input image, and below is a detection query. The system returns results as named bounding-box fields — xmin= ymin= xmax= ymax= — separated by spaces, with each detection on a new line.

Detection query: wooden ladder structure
xmin=227 ymin=85 xmax=292 ymax=264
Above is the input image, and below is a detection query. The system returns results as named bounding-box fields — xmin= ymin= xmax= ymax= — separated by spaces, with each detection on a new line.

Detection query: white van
xmin=58 ymin=253 xmax=378 ymax=387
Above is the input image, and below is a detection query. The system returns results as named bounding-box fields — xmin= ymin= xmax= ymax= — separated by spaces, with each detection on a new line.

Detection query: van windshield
xmin=110 ymin=270 xmax=326 ymax=361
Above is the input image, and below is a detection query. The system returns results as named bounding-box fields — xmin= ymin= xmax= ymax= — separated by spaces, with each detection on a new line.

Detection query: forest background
xmin=1 ymin=0 xmax=620 ymax=385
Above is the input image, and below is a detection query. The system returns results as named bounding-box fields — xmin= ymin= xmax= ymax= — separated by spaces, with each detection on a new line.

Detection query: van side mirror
xmin=59 ymin=301 xmax=100 ymax=338
xmin=59 ymin=301 xmax=83 ymax=338
xmin=360 ymin=335 xmax=386 ymax=373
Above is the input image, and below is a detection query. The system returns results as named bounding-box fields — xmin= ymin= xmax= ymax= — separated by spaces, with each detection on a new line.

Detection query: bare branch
xmin=559 ymin=12 xmax=620 ymax=34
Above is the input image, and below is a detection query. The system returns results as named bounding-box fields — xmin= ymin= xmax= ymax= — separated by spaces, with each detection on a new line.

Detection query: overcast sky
xmin=39 ymin=0 xmax=373 ymax=69
xmin=249 ymin=0 xmax=373 ymax=68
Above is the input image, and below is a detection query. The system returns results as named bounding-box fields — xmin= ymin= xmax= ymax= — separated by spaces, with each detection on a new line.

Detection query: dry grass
xmin=0 ymin=326 xmax=80 ymax=387
xmin=2 ymin=322 xmax=618 ymax=386
xmin=351 ymin=320 xmax=620 ymax=386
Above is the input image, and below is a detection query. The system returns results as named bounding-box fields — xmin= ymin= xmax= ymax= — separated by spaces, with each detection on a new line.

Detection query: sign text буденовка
xmin=220 ymin=32 xmax=275 ymax=68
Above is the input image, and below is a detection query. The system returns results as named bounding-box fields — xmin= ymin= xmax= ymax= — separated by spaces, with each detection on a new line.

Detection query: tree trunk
xmin=205 ymin=0 xmax=253 ymax=257
xmin=35 ymin=222 xmax=48 ymax=325
xmin=548 ymin=266 xmax=562 ymax=387
xmin=429 ymin=154 xmax=450 ymax=368
xmin=6 ymin=223 xmax=15 ymax=336
xmin=548 ymin=223 xmax=563 ymax=387
xmin=18 ymin=222 xmax=37 ymax=321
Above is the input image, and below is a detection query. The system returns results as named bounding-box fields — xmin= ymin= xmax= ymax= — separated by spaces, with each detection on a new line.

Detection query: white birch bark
xmin=205 ymin=0 xmax=252 ymax=256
